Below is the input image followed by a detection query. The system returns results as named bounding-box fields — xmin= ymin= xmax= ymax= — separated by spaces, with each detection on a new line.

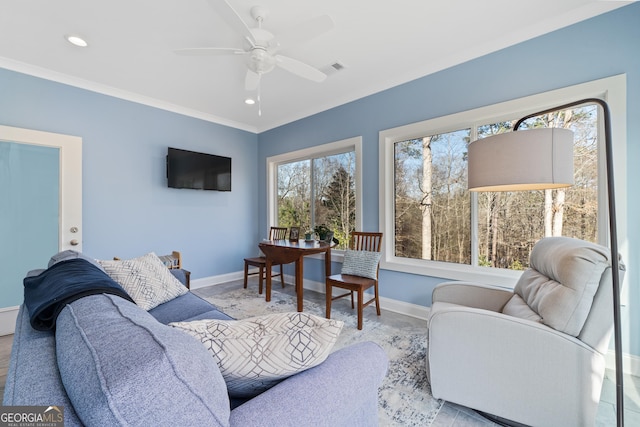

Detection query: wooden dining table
xmin=258 ymin=239 xmax=333 ymax=312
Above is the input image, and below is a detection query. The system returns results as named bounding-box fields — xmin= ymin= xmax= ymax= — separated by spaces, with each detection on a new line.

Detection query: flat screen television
xmin=166 ymin=147 xmax=231 ymax=191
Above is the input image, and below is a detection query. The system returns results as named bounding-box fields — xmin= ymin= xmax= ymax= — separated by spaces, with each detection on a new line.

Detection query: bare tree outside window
xmin=393 ymin=105 xmax=598 ymax=270
xmin=277 ymin=160 xmax=311 ymax=231
xmin=394 ymin=129 xmax=471 ymax=264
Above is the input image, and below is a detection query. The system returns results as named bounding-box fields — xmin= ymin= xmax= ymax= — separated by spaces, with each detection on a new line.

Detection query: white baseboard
xmin=197 ymin=272 xmax=432 ymax=321
xmin=607 ymin=350 xmax=640 ymax=377
xmin=190 ymin=271 xmax=245 ymax=289
xmin=0 ymin=306 xmax=19 ymax=336
xmin=198 ymin=271 xmax=640 ymax=377
xmin=262 ymin=274 xmax=433 ymax=320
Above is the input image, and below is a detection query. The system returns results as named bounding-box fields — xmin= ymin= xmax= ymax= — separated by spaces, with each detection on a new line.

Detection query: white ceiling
xmin=0 ymin=0 xmax=631 ymax=133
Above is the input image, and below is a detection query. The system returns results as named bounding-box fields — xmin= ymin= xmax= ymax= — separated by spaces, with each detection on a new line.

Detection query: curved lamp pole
xmin=470 ymin=98 xmax=624 ymax=426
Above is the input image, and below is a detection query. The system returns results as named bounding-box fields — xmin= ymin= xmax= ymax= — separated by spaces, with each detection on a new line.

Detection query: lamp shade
xmin=468 ymin=128 xmax=574 ymax=192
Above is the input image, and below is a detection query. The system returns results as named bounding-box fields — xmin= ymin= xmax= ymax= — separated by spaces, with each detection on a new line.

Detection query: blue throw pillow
xmin=340 ymin=249 xmax=381 ymax=279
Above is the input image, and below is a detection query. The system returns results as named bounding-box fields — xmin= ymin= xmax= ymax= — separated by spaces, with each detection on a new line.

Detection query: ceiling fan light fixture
xmin=247 ymin=48 xmax=275 ymax=74
xmin=65 ymin=34 xmax=88 ymax=47
xmin=244 ymin=98 xmax=256 ymax=105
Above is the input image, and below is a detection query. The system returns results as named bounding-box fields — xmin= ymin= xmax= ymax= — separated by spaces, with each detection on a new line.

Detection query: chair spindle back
xmin=270 ymin=227 xmax=288 ymax=240
xmin=349 ymin=232 xmax=383 ymax=252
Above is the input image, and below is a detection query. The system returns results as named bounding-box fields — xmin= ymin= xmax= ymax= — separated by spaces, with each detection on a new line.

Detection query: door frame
xmin=0 ymin=125 xmax=82 ymax=335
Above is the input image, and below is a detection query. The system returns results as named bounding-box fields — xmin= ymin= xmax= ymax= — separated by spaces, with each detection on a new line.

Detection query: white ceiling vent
xmin=321 ymin=61 xmax=347 ymax=76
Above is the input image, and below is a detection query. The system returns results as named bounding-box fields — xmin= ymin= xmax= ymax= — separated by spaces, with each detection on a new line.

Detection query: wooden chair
xmin=326 ymin=232 xmax=383 ymax=329
xmin=158 ymin=251 xmax=190 ymax=289
xmin=244 ymin=227 xmax=288 ymax=294
xmin=157 ymin=250 xmax=182 ymax=269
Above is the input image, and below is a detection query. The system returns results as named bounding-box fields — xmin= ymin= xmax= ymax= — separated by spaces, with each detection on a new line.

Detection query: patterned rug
xmin=203 ymin=288 xmax=443 ymax=426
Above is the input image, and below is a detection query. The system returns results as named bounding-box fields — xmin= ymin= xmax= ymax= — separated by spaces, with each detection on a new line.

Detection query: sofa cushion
xmin=170 ymin=312 xmax=344 ymax=398
xmin=55 ymin=294 xmax=230 ymax=427
xmin=98 ymin=252 xmax=188 ymax=310
xmin=340 ymin=249 xmax=381 ymax=279
xmin=510 ymin=236 xmax=611 ymax=336
xmin=149 ymin=292 xmax=233 ymax=324
xmin=2 ymin=306 xmax=84 ymax=426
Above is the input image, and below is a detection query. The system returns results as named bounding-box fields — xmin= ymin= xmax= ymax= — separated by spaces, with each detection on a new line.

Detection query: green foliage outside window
xmin=277 ymin=151 xmax=355 ymax=249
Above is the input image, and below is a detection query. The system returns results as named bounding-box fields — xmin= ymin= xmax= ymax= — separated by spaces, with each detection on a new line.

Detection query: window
xmin=380 ymin=75 xmax=627 ymax=285
xmin=478 ymin=106 xmax=599 ymax=270
xmin=267 ymin=137 xmax=362 ymax=250
xmin=394 ymin=129 xmax=471 ymax=264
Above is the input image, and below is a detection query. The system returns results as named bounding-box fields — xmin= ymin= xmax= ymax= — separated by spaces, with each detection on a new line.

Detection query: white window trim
xmin=266 ymin=136 xmax=363 ymax=259
xmin=379 ymin=74 xmax=627 ymax=288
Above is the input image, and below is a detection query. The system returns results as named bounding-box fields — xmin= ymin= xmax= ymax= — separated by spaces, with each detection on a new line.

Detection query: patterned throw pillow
xmin=170 ymin=312 xmax=344 ymax=398
xmin=341 ymin=249 xmax=382 ymax=279
xmin=98 ymin=252 xmax=188 ymax=311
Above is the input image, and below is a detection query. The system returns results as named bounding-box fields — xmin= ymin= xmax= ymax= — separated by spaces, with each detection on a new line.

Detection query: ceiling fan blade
xmin=174 ymin=47 xmax=244 ymax=56
xmin=207 ymin=0 xmax=256 ymax=46
xmin=245 ymin=70 xmax=261 ymax=91
xmin=275 ymin=55 xmax=327 ymax=83
xmin=269 ymin=15 xmax=334 ymax=52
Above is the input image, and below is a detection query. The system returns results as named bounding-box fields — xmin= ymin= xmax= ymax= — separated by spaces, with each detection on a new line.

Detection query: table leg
xmin=296 ymin=257 xmax=303 ymax=312
xmin=325 ymin=246 xmax=331 ymax=277
xmin=324 ymin=246 xmax=332 ymax=318
xmin=265 ymin=259 xmax=272 ymax=302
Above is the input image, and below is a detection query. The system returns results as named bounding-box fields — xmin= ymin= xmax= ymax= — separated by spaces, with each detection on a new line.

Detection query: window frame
xmin=379 ymin=74 xmax=627 ymax=287
xmin=267 ymin=136 xmax=363 ymax=258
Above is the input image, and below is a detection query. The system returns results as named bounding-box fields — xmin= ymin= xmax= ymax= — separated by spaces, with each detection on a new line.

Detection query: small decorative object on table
xmin=289 ymin=227 xmax=300 ymax=241
xmin=314 ymin=224 xmax=331 ymax=241
xmin=324 ymin=231 xmax=334 ymax=244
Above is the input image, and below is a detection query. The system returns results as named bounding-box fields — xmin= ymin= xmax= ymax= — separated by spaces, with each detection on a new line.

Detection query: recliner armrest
xmin=432 ymin=281 xmax=513 ymax=312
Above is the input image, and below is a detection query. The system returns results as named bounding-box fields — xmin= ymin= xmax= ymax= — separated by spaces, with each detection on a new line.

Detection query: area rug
xmin=203 ymin=288 xmax=443 ymax=426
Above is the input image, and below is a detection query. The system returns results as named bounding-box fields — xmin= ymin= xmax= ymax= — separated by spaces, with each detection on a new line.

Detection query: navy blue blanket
xmin=23 ymin=258 xmax=134 ymax=331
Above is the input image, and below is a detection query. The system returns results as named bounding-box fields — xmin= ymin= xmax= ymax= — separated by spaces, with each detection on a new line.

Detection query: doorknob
xmin=70 ymin=239 xmax=79 ymax=246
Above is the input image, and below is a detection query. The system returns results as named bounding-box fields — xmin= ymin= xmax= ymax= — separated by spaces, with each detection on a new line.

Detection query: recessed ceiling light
xmin=65 ymin=34 xmax=88 ymax=47
xmin=244 ymin=98 xmax=256 ymax=105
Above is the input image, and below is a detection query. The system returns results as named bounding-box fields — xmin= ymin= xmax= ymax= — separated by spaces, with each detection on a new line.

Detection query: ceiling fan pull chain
xmin=258 ymin=74 xmax=262 ymax=116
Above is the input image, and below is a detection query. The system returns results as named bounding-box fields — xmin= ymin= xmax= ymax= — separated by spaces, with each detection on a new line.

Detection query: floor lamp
xmin=467 ymin=98 xmax=624 ymax=426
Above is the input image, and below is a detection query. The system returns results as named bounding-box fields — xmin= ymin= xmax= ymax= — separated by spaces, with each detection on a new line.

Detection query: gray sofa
xmin=4 ymin=256 xmax=388 ymax=426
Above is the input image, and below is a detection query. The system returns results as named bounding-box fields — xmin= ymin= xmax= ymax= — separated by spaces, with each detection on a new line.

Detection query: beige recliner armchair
xmin=426 ymin=236 xmax=625 ymax=427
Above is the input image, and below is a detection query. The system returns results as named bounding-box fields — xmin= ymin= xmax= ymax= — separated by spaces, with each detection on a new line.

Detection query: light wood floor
xmin=0 ymin=333 xmax=13 ymax=400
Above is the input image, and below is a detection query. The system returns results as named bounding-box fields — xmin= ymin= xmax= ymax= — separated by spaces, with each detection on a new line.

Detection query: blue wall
xmin=0 ymin=68 xmax=259 ymax=281
xmin=0 ymin=3 xmax=638 ymax=355
xmin=258 ymin=3 xmax=640 ymax=355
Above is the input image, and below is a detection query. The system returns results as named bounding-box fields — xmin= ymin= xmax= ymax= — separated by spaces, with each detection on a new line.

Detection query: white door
xmin=0 ymin=125 xmax=82 ymax=335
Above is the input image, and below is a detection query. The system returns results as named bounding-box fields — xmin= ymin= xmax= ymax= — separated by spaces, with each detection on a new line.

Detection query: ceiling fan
xmin=176 ymin=0 xmax=335 ymax=114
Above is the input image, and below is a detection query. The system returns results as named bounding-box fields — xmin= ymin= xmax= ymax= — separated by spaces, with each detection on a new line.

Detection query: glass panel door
xmin=0 ymin=141 xmax=59 ymax=307
xmin=0 ymin=125 xmax=82 ymax=335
